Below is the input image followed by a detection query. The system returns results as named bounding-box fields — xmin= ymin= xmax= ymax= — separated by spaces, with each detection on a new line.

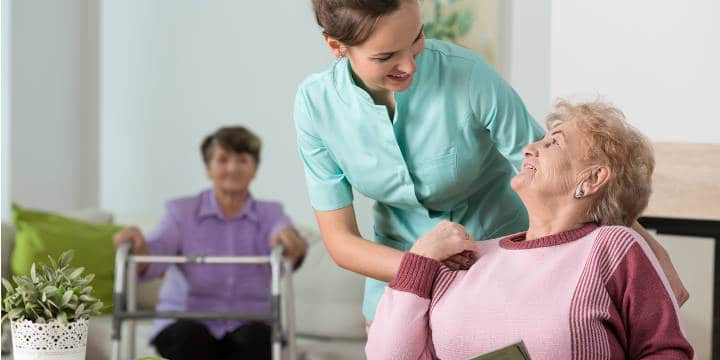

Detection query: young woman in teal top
xmin=294 ymin=0 xmax=687 ymax=321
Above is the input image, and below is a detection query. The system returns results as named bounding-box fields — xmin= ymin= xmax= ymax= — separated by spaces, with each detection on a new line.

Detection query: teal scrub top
xmin=294 ymin=39 xmax=545 ymax=320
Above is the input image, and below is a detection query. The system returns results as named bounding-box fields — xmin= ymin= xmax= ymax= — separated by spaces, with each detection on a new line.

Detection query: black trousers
xmin=151 ymin=320 xmax=271 ymax=360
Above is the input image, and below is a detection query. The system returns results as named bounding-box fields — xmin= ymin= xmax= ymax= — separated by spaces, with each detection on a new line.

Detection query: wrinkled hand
xmin=112 ymin=226 xmax=150 ymax=256
xmin=410 ymin=221 xmax=478 ymax=270
xmin=271 ymin=226 xmax=308 ymax=268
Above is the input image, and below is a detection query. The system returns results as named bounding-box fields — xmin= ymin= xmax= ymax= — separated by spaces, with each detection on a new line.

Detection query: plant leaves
xmin=3 ymin=248 xmax=100 ymax=324
xmin=30 ymin=263 xmax=38 ymax=283
xmin=13 ymin=275 xmax=32 ymax=287
xmin=47 ymin=254 xmax=58 ymax=269
xmin=62 ymin=290 xmax=73 ymax=305
xmin=68 ymin=267 xmax=85 ymax=280
xmin=42 ymin=285 xmax=58 ymax=296
xmin=79 ymin=295 xmax=96 ymax=302
xmin=57 ymin=311 xmax=68 ymax=324
xmin=8 ymin=308 xmax=23 ymax=320
xmin=74 ymin=303 xmax=85 ymax=317
xmin=1 ymin=278 xmax=14 ymax=293
xmin=59 ymin=250 xmax=74 ymax=268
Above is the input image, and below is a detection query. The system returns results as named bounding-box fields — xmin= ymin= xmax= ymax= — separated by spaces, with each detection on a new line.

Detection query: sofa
xmin=1 ymin=209 xmax=367 ymax=360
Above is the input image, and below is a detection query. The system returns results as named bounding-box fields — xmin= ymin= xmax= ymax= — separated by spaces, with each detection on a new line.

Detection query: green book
xmin=465 ymin=341 xmax=532 ymax=360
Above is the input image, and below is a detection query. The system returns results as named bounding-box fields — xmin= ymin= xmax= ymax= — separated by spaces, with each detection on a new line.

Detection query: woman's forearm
xmin=315 ymin=206 xmax=405 ymax=282
xmin=324 ymin=232 xmax=405 ymax=282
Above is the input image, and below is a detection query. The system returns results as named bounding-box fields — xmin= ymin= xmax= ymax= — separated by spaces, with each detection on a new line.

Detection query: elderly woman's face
xmin=511 ymin=122 xmax=585 ymax=199
xmin=206 ymin=145 xmax=257 ymax=194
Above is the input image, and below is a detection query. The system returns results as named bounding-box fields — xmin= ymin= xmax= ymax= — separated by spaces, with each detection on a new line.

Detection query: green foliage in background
xmin=423 ymin=0 xmax=474 ymax=43
xmin=2 ymin=250 xmax=104 ymax=324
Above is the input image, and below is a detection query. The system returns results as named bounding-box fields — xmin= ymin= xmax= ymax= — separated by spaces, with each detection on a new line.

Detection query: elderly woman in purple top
xmin=113 ymin=126 xmax=308 ymax=360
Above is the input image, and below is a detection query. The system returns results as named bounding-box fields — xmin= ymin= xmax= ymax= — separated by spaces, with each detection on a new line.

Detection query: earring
xmin=574 ymin=189 xmax=585 ymax=199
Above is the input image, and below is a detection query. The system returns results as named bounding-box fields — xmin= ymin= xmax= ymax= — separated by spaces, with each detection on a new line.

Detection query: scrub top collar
xmin=333 ymin=57 xmax=418 ymax=109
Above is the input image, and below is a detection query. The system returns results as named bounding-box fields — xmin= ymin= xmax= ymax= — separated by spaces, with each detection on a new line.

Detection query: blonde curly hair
xmin=546 ymin=99 xmax=655 ymax=226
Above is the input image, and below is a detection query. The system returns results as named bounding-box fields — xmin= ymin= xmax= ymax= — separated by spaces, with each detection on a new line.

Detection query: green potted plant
xmin=1 ymin=250 xmax=103 ymax=360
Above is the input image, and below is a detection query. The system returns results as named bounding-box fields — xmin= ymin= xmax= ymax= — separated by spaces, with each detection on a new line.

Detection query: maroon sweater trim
xmin=499 ymin=223 xmax=599 ymax=250
xmin=389 ymin=253 xmax=442 ymax=299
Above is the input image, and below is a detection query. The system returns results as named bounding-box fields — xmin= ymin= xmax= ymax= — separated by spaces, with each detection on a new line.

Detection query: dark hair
xmin=200 ymin=126 xmax=261 ymax=166
xmin=312 ymin=0 xmax=401 ymax=46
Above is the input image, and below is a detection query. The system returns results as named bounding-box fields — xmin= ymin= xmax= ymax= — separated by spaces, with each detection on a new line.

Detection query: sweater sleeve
xmin=365 ymin=253 xmax=442 ymax=360
xmin=605 ymin=240 xmax=694 ymax=359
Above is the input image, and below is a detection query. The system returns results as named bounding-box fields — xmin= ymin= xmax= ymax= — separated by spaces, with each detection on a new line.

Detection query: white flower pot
xmin=11 ymin=318 xmax=88 ymax=360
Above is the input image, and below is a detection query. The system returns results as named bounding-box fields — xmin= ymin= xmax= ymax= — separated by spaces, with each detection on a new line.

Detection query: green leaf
xmin=30 ymin=263 xmax=38 ymax=283
xmin=2 ymin=278 xmax=14 ymax=293
xmin=47 ymin=254 xmax=58 ymax=269
xmin=68 ymin=267 xmax=85 ymax=280
xmin=74 ymin=303 xmax=85 ymax=317
xmin=13 ymin=275 xmax=32 ymax=287
xmin=57 ymin=311 xmax=68 ymax=324
xmin=59 ymin=250 xmax=74 ymax=268
xmin=79 ymin=295 xmax=96 ymax=302
xmin=27 ymin=306 xmax=39 ymax=319
xmin=61 ymin=290 xmax=73 ymax=305
xmin=47 ymin=298 xmax=59 ymax=310
xmin=42 ymin=285 xmax=58 ymax=296
xmin=8 ymin=308 xmax=23 ymax=320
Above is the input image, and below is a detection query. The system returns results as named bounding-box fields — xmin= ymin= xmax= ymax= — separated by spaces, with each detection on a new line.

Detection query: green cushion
xmin=11 ymin=204 xmax=121 ymax=314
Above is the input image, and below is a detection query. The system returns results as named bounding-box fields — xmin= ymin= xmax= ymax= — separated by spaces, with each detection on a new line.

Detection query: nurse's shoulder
xmin=420 ymin=39 xmax=496 ymax=78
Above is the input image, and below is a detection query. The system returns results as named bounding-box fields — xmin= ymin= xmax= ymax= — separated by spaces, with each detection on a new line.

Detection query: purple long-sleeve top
xmin=140 ymin=189 xmax=291 ymax=340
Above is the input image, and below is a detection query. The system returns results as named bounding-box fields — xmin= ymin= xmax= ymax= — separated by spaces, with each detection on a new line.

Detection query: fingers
xmin=442 ymin=259 xmax=463 ymax=271
xmin=443 ymin=223 xmax=477 ymax=254
xmin=112 ymin=227 xmax=146 ymax=255
xmin=274 ymin=227 xmax=307 ymax=261
xmin=446 ymin=251 xmax=476 ymax=270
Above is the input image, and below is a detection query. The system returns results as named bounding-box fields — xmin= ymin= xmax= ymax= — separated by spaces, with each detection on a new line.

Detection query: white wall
xmin=8 ymin=0 xmax=99 ymax=213
xmin=550 ymin=0 xmax=719 ymax=143
xmin=504 ymin=0 xmax=552 ymax=123
xmin=2 ymin=0 xmax=12 ymax=221
xmin=99 ymin=1 xmax=376 ymax=235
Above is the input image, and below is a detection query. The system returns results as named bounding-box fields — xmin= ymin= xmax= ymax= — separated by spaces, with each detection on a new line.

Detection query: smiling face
xmin=206 ymin=145 xmax=257 ymax=195
xmin=337 ymin=0 xmax=426 ymax=96
xmin=511 ymin=122 xmax=587 ymax=202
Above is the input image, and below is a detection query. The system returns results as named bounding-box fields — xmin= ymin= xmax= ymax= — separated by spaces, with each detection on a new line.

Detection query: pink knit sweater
xmin=366 ymin=224 xmax=694 ymax=359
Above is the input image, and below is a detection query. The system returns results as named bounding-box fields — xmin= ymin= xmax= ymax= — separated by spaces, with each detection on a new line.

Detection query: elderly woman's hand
xmin=112 ymin=226 xmax=150 ymax=275
xmin=271 ymin=226 xmax=308 ymax=269
xmin=112 ymin=226 xmax=150 ymax=256
xmin=410 ymin=221 xmax=478 ymax=270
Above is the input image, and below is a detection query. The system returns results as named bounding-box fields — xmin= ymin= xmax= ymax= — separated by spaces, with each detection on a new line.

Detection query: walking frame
xmin=111 ymin=242 xmax=297 ymax=360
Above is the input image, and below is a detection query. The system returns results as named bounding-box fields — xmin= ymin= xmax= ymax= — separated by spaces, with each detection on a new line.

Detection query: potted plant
xmin=1 ymin=250 xmax=103 ymax=360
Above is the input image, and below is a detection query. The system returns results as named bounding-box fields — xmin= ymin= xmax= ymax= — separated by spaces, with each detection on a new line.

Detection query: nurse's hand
xmin=409 ymin=221 xmax=478 ymax=270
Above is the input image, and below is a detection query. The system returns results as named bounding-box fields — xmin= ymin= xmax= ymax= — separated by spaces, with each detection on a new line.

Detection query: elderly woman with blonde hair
xmin=366 ymin=100 xmax=694 ymax=359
